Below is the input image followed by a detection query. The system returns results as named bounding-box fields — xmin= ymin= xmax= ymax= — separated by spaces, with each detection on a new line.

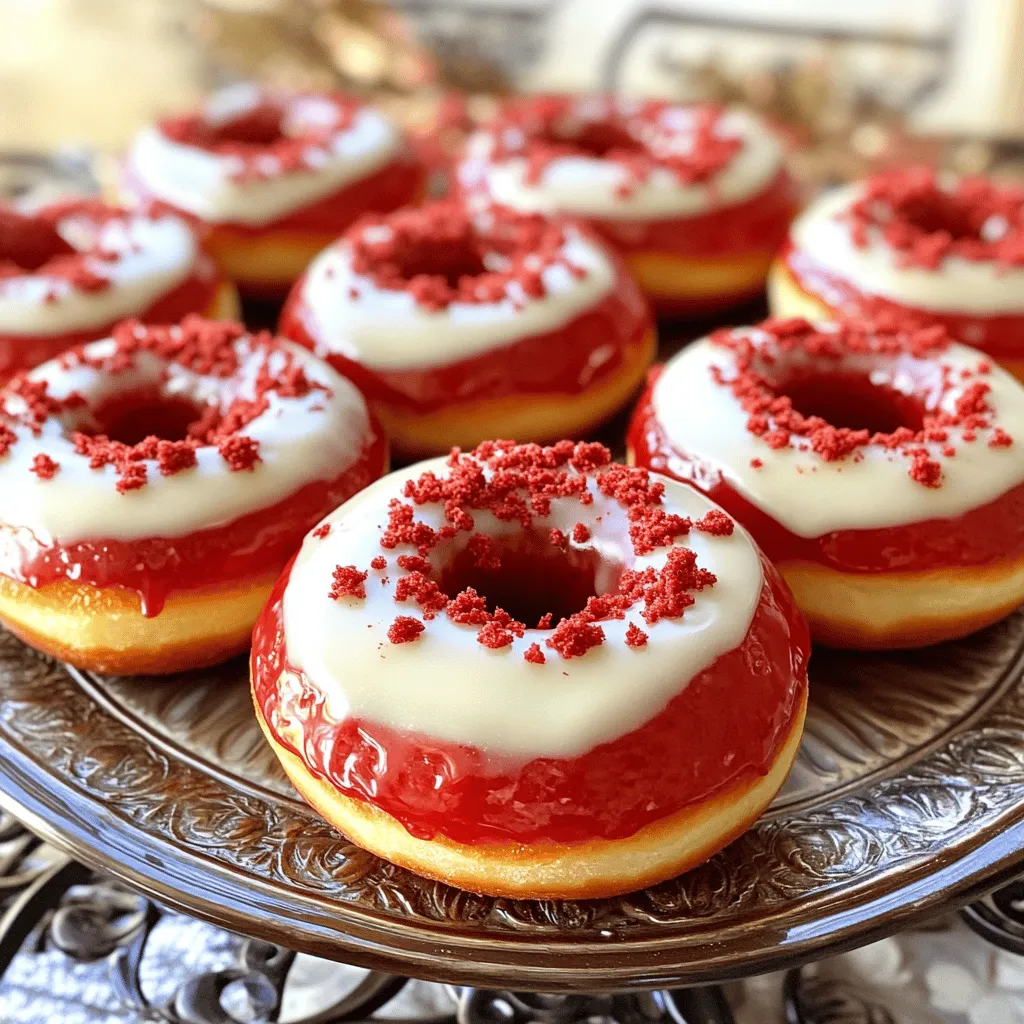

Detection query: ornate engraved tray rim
xmin=3 ymin=613 xmax=1024 ymax=992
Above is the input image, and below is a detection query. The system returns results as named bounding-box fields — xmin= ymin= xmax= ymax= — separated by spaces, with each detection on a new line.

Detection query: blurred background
xmin=3 ymin=0 xmax=1024 ymax=194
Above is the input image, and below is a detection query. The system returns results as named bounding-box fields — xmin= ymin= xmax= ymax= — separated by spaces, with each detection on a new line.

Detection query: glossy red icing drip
xmin=628 ymin=375 xmax=1024 ymax=573
xmin=593 ymin=169 xmax=799 ymax=257
xmin=782 ymin=242 xmax=1024 ymax=361
xmin=124 ymin=155 xmax=424 ymax=236
xmin=0 ymin=428 xmax=387 ymax=617
xmin=251 ymin=554 xmax=809 ymax=845
xmin=0 ymin=261 xmax=224 ymax=383
xmin=280 ymin=267 xmax=651 ymax=414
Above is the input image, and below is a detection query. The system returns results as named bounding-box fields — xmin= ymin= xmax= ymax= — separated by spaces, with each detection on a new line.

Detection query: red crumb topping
xmin=709 ymin=316 xmax=1010 ymax=487
xmin=329 ymin=565 xmax=368 ymax=600
xmin=484 ymin=97 xmax=743 ymax=198
xmin=217 ymin=435 xmax=261 ymax=472
xmin=388 ymin=615 xmax=425 ymax=644
xmin=370 ymin=555 xmax=387 ymax=569
xmin=524 ymin=642 xmax=546 ymax=664
xmin=0 ymin=317 xmax=327 ymax=490
xmin=625 ymin=623 xmax=648 ymax=648
xmin=0 ymin=202 xmax=118 ymax=292
xmin=477 ymin=610 xmax=527 ymax=649
xmin=344 ymin=200 xmax=581 ymax=312
xmin=846 ymin=167 xmax=1024 ymax=270
xmin=335 ymin=440 xmax=725 ymax=661
xmin=159 ymin=92 xmax=358 ymax=184
xmin=695 ymin=509 xmax=735 ymax=536
xmin=312 ymin=523 xmax=331 ymax=539
xmin=394 ymin=571 xmax=449 ymax=618
xmin=30 ymin=453 xmax=59 ymax=479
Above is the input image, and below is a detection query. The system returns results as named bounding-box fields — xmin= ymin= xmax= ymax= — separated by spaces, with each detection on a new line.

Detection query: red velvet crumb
xmin=710 ymin=316 xmax=1007 ymax=487
xmin=847 ymin=167 xmax=1024 ymax=270
xmin=571 ymin=522 xmax=591 ymax=543
xmin=524 ymin=643 xmax=546 ymax=664
xmin=30 ymin=453 xmax=59 ymax=479
xmin=625 ymin=623 xmax=648 ymax=648
xmin=329 ymin=565 xmax=368 ymax=600
xmin=487 ymin=97 xmax=743 ymax=196
xmin=546 ymin=614 xmax=605 ymax=659
xmin=159 ymin=92 xmax=358 ymax=184
xmin=335 ymin=440 xmax=727 ymax=660
xmin=345 ymin=200 xmax=578 ymax=311
xmin=312 ymin=523 xmax=332 ymax=539
xmin=217 ymin=435 xmax=261 ymax=472
xmin=388 ymin=616 xmax=425 ymax=644
xmin=694 ymin=509 xmax=735 ymax=536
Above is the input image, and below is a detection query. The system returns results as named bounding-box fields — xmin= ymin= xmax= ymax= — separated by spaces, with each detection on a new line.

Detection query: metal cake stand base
xmin=0 ymin=811 xmax=1021 ymax=1024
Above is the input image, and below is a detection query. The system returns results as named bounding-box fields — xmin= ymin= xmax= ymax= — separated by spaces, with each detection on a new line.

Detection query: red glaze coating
xmin=251 ymin=552 xmax=809 ymax=845
xmin=0 ymin=267 xmax=224 ymax=382
xmin=593 ymin=169 xmax=799 ymax=260
xmin=122 ymin=156 xmax=424 ymax=238
xmin=280 ymin=260 xmax=652 ymax=415
xmin=629 ymin=371 xmax=1024 ymax=574
xmin=781 ymin=242 xmax=1024 ymax=361
xmin=0 ymin=427 xmax=387 ymax=617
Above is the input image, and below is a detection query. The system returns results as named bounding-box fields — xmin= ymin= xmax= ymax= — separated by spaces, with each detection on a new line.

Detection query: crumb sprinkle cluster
xmin=160 ymin=92 xmax=359 ymax=183
xmin=709 ymin=316 xmax=1011 ymax=488
xmin=322 ymin=439 xmax=735 ymax=661
xmin=343 ymin=200 xmax=586 ymax=312
xmin=0 ymin=315 xmax=327 ymax=491
xmin=485 ymin=97 xmax=743 ymax=199
xmin=846 ymin=166 xmax=1024 ymax=270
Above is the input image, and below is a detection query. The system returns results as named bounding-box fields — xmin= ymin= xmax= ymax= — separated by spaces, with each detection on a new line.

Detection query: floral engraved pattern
xmin=2 ymin=609 xmax=1024 ymax=982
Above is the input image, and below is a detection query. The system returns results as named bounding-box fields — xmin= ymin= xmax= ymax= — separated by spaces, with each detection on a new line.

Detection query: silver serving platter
xmin=0 ymin=609 xmax=1023 ymax=991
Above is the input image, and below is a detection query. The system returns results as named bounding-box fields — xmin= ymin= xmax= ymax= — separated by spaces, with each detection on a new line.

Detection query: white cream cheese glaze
xmin=294 ymin=224 xmax=617 ymax=371
xmin=279 ymin=459 xmax=764 ymax=760
xmin=458 ymin=105 xmax=784 ymax=222
xmin=125 ymin=84 xmax=404 ymax=227
xmin=0 ymin=333 xmax=373 ymax=544
xmin=789 ymin=184 xmax=1024 ymax=315
xmin=0 ymin=207 xmax=208 ymax=337
xmin=651 ymin=327 xmax=1024 ymax=538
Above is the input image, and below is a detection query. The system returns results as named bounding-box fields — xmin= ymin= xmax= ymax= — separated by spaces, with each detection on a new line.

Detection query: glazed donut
xmin=770 ymin=167 xmax=1024 ymax=381
xmin=0 ymin=316 xmax=386 ymax=674
xmin=279 ymin=199 xmax=654 ymax=455
xmin=251 ymin=440 xmax=809 ymax=898
xmin=0 ymin=199 xmax=236 ymax=381
xmin=457 ymin=96 xmax=797 ymax=315
xmin=628 ymin=316 xmax=1024 ymax=649
xmin=121 ymin=84 xmax=424 ymax=297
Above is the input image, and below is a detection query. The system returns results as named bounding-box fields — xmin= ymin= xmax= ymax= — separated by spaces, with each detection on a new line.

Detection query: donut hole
xmin=547 ymin=120 xmax=644 ymax=158
xmin=389 ymin=239 xmax=488 ymax=287
xmin=437 ymin=528 xmax=623 ymax=627
xmin=895 ymin=190 xmax=982 ymax=241
xmin=0 ymin=212 xmax=75 ymax=272
xmin=780 ymin=372 xmax=927 ymax=435
xmin=84 ymin=389 xmax=208 ymax=446
xmin=205 ymin=105 xmax=285 ymax=147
